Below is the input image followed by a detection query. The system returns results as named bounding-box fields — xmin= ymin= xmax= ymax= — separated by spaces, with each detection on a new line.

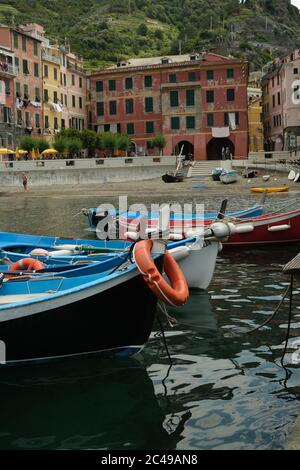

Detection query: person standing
xmin=22 ymin=173 xmax=28 ymax=192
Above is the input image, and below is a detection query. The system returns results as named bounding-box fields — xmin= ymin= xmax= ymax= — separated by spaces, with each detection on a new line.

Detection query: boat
xmin=162 ymin=173 xmax=184 ymax=183
xmin=211 ymin=167 xmax=224 ymax=181
xmin=219 ymin=170 xmax=238 ymax=184
xmin=251 ymin=187 xmax=289 ymax=193
xmin=0 ymin=239 xmax=188 ymax=364
xmin=0 ymin=232 xmax=222 ymax=290
xmin=242 ymin=169 xmax=258 ymax=179
xmin=224 ymin=207 xmax=300 ymax=247
xmin=85 ymin=204 xmax=264 ymax=232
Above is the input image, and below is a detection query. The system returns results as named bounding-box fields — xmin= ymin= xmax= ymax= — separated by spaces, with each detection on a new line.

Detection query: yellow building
xmin=248 ymin=97 xmax=264 ymax=152
xmin=42 ymin=44 xmax=61 ymax=141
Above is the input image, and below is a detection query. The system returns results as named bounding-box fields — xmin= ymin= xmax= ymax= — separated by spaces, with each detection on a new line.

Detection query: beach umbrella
xmin=17 ymin=149 xmax=29 ymax=155
xmin=0 ymin=148 xmax=8 ymax=155
xmin=42 ymin=148 xmax=58 ymax=156
xmin=6 ymin=149 xmax=15 ymax=155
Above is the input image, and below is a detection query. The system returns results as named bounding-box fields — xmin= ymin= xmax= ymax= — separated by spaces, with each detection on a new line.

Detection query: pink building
xmin=262 ymin=49 xmax=300 ymax=150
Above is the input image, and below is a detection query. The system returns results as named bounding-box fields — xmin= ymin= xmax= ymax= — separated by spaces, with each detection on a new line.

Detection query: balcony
xmin=67 ymin=61 xmax=85 ymax=74
xmin=161 ymin=80 xmax=202 ymax=89
xmin=42 ymin=51 xmax=60 ymax=65
xmin=0 ymin=62 xmax=17 ymax=78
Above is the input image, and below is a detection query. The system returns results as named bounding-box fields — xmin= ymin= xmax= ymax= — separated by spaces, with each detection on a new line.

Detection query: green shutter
xmin=109 ymin=80 xmax=116 ymax=91
xmin=97 ymin=102 xmax=104 ymax=116
xmin=126 ymin=99 xmax=134 ymax=114
xmin=227 ymin=69 xmax=234 ymax=79
xmin=170 ymin=91 xmax=179 ymax=107
xmin=125 ymin=77 xmax=133 ymax=89
xmin=127 ymin=123 xmax=134 ymax=135
xmin=144 ymin=75 xmax=152 ymax=87
xmin=186 ymin=90 xmax=195 ymax=106
xmin=96 ymin=81 xmax=103 ymax=92
xmin=34 ymin=63 xmax=39 ymax=78
xmin=186 ymin=116 xmax=195 ymax=129
xmin=146 ymin=121 xmax=154 ymax=133
xmin=171 ymin=117 xmax=180 ymax=130
xmin=145 ymin=97 xmax=153 ymax=112
xmin=206 ymin=90 xmax=214 ymax=103
xmin=207 ymin=114 xmax=214 ymax=127
xmin=169 ymin=74 xmax=176 ymax=83
xmin=207 ymin=70 xmax=214 ymax=80
xmin=188 ymin=71 xmax=196 ymax=81
xmin=109 ymin=101 xmax=117 ymax=115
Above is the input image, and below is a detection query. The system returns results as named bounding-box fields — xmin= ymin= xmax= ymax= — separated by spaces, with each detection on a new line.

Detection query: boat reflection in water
xmin=0 ymin=357 xmax=190 ymax=450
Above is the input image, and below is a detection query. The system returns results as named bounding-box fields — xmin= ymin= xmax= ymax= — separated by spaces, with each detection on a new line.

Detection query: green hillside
xmin=0 ymin=1 xmax=300 ymax=70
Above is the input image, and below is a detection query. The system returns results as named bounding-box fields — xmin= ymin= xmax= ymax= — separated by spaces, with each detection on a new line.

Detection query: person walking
xmin=22 ymin=173 xmax=28 ymax=192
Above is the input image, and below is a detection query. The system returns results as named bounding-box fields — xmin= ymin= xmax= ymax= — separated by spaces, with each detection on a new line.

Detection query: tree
xmin=151 ymin=134 xmax=167 ymax=155
xmin=79 ymin=129 xmax=97 ymax=156
xmin=35 ymin=138 xmax=50 ymax=154
xmin=19 ymin=136 xmax=36 ymax=153
xmin=137 ymin=23 xmax=148 ymax=36
xmin=117 ymin=134 xmax=131 ymax=153
xmin=67 ymin=138 xmax=82 ymax=158
xmin=102 ymin=132 xmax=118 ymax=157
xmin=54 ymin=137 xmax=69 ymax=156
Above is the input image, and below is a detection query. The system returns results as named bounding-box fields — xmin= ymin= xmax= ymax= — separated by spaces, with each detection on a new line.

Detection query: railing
xmin=0 ymin=63 xmax=18 ymax=77
xmin=42 ymin=52 xmax=60 ymax=65
xmin=0 ymin=156 xmax=176 ymax=171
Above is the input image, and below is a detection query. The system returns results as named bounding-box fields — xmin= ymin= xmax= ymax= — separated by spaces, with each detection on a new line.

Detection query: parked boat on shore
xmin=220 ymin=170 xmax=238 ymax=184
xmin=251 ymin=187 xmax=289 ymax=193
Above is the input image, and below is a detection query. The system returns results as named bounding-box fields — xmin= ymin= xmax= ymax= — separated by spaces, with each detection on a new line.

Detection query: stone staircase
xmin=188 ymin=160 xmax=232 ymax=177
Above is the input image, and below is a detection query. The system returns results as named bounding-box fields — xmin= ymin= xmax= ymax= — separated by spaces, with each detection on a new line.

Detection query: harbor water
xmin=0 ymin=190 xmax=300 ymax=450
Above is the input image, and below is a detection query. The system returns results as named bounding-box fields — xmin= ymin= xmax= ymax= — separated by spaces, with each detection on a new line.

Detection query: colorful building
xmin=89 ymin=53 xmax=249 ymax=160
xmin=262 ymin=49 xmax=300 ymax=151
xmin=248 ymin=97 xmax=264 ymax=152
xmin=0 ymin=43 xmax=17 ymax=148
xmin=60 ymin=51 xmax=87 ymax=131
xmin=0 ymin=24 xmax=43 ymax=141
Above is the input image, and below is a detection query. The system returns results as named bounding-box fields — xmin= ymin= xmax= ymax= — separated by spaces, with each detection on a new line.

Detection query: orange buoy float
xmin=10 ymin=258 xmax=45 ymax=272
xmin=133 ymin=239 xmax=189 ymax=307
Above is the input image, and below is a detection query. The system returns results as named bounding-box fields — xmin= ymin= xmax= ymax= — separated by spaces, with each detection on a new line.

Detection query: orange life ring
xmin=10 ymin=258 xmax=45 ymax=272
xmin=133 ymin=240 xmax=189 ymax=307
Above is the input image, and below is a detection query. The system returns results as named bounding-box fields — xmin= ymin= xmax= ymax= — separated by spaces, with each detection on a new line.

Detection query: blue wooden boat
xmin=211 ymin=167 xmax=224 ymax=181
xmin=0 ymin=251 xmax=164 ymax=364
xmin=85 ymin=204 xmax=263 ymax=232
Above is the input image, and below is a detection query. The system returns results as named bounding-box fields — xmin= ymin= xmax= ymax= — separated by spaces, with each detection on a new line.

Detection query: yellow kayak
xmin=251 ymin=187 xmax=289 ymax=193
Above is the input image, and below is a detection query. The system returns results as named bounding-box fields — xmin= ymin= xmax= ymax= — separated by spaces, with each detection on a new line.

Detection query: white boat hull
xmin=170 ymin=241 xmax=219 ymax=290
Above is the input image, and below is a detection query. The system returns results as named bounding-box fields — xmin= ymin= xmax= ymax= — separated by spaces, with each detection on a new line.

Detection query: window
xmin=60 ymin=72 xmax=63 ymax=85
xmin=146 ymin=121 xmax=154 ymax=134
xmin=207 ymin=70 xmax=214 ymax=81
xmin=61 ymin=93 xmax=63 ymax=103
xmin=23 ymin=59 xmax=29 ymax=74
xmin=22 ymin=36 xmax=26 ymax=52
xmin=33 ymin=41 xmax=38 ymax=56
xmin=144 ymin=75 xmax=152 ymax=88
xmin=125 ymin=99 xmax=134 ymax=114
xmin=97 ymin=102 xmax=104 ymax=116
xmin=272 ymin=94 xmax=276 ymax=107
xmin=294 ymin=68 xmax=299 ymax=75
xmin=79 ymin=97 xmax=83 ymax=109
xmin=109 ymin=100 xmax=117 ymax=115
xmin=53 ymin=91 xmax=58 ymax=104
xmin=64 ymin=74 xmax=66 ymax=87
xmin=72 ymin=74 xmax=75 ymax=86
xmin=188 ymin=71 xmax=196 ymax=81
xmin=169 ymin=73 xmax=176 ymax=83
xmin=227 ymin=69 xmax=234 ymax=79
xmin=278 ymin=92 xmax=281 ymax=105
xmin=104 ymin=124 xmax=110 ymax=132
xmin=4 ymin=107 xmax=11 ymax=124
xmin=186 ymin=89 xmax=195 ymax=106
xmin=227 ymin=89 xmax=235 ymax=101
xmin=54 ymin=68 xmax=58 ymax=81
xmin=44 ymin=89 xmax=49 ymax=102
xmin=24 ymin=84 xmax=29 ymax=98
xmin=96 ymin=81 xmax=103 ymax=92
xmin=127 ymin=123 xmax=134 ymax=135
xmin=13 ymin=32 xmax=18 ymax=49
xmin=171 ymin=116 xmax=180 ymax=130
xmin=117 ymin=123 xmax=121 ymax=133
xmin=79 ymin=77 xmax=82 ymax=88
xmin=145 ymin=97 xmax=153 ymax=112
xmin=45 ymin=115 xmax=49 ymax=129
xmin=224 ymin=113 xmax=229 ymax=126
xmin=14 ymin=57 xmax=19 ymax=68
xmin=34 ymin=63 xmax=39 ymax=78
xmin=4 ymin=80 xmax=10 ymax=95
xmin=207 ymin=113 xmax=214 ymax=127
xmin=44 ymin=64 xmax=48 ymax=78
xmin=235 ymin=112 xmax=239 ymax=126
xmin=54 ymin=117 xmax=58 ymax=130
xmin=61 ymin=119 xmax=65 ymax=129
xmin=186 ymin=116 xmax=195 ymax=129
xmin=17 ymin=109 xmax=22 ymax=125
xmin=35 ymin=113 xmax=40 ymax=128
xmin=272 ymin=77 xmax=274 ymax=87
xmin=35 ymin=87 xmax=40 ymax=102
xmin=25 ymin=112 xmax=30 ymax=128
xmin=65 ymin=95 xmax=67 ymax=106
xmin=72 ymin=95 xmax=76 ymax=107
xmin=125 ymin=77 xmax=133 ymax=89
xmin=170 ymin=90 xmax=179 ymax=107
xmin=109 ymin=79 xmax=116 ymax=91
xmin=206 ymin=90 xmax=214 ymax=103
xmin=16 ymin=82 xmax=21 ymax=97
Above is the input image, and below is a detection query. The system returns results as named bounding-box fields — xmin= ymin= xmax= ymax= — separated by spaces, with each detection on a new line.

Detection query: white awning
xmin=212 ymin=127 xmax=230 ymax=138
